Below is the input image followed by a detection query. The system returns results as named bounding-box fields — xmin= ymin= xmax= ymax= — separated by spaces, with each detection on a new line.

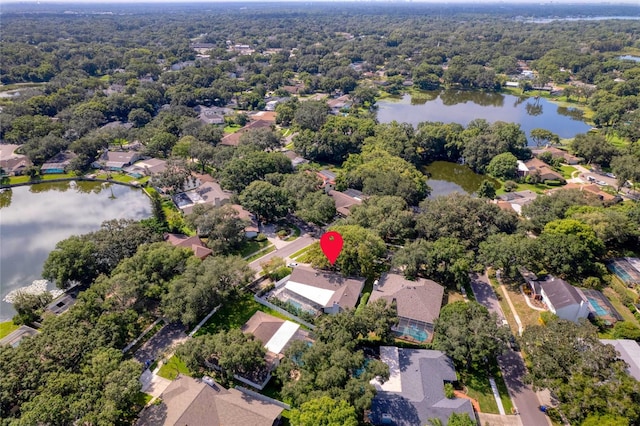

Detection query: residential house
xmin=0 ymin=144 xmax=31 ymax=176
xmin=231 ymin=204 xmax=260 ymax=238
xmin=524 ymin=273 xmax=590 ymax=322
xmin=41 ymin=151 xmax=77 ymax=174
xmin=92 ymin=150 xmax=142 ymax=171
xmin=165 ymin=233 xmax=212 ymax=260
xmin=220 ymin=120 xmax=273 ymax=147
xmin=250 ymin=111 xmax=277 ymax=123
xmin=0 ymin=325 xmax=38 ymax=348
xmin=136 ymin=375 xmax=283 ymax=426
xmin=127 ymin=158 xmax=168 ymax=176
xmin=316 ymin=170 xmax=336 ymax=190
xmin=327 ymin=94 xmax=352 ymax=115
xmin=517 ymin=158 xmax=565 ymax=183
xmin=497 ymin=190 xmax=538 ymax=215
xmin=369 ymin=273 xmax=444 ymax=344
xmin=328 ymin=189 xmax=363 ymax=217
xmin=369 ymin=347 xmax=476 ymax=426
xmin=282 ymin=150 xmax=308 ymax=168
xmin=194 ymin=105 xmax=230 ymax=125
xmin=531 ymin=146 xmax=582 ymax=165
xmin=600 ymin=339 xmax=640 ymax=381
xmin=239 ymin=311 xmax=312 ymax=389
xmin=272 ymin=265 xmax=365 ymax=315
xmin=547 ymin=183 xmax=618 ymax=203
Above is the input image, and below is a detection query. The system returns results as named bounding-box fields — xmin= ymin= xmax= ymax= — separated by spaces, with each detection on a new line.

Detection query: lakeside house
xmin=369 ymin=347 xmax=476 ymax=426
xmin=92 ymin=150 xmax=143 ymax=172
xmin=41 ymin=151 xmax=77 ymax=174
xmin=174 ymin=181 xmax=232 ymax=215
xmin=0 ymin=325 xmax=38 ymax=348
xmin=369 ymin=273 xmax=444 ymax=344
xmin=136 ymin=375 xmax=283 ymax=426
xmin=517 ymin=158 xmax=565 ymax=183
xmin=126 ymin=158 xmax=168 ymax=176
xmin=531 ymin=146 xmax=582 ymax=165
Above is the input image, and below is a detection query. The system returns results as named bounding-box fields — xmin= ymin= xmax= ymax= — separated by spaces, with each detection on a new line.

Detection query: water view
xmin=424 ymin=161 xmax=498 ymax=198
xmin=377 ymin=90 xmax=592 ymax=140
xmin=0 ymin=181 xmax=151 ymax=321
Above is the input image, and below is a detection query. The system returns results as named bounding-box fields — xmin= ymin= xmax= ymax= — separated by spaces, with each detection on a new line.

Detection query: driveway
xmin=134 ymin=322 xmax=188 ymax=364
xmin=469 ymin=273 xmax=551 ymax=426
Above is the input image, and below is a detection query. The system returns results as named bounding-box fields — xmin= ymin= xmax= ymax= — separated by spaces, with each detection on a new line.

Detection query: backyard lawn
xmin=0 ymin=321 xmax=19 ymax=339
xmin=236 ymin=238 xmax=271 ymax=258
xmin=195 ymin=292 xmax=291 ymax=336
xmin=157 ymin=355 xmax=191 ymax=380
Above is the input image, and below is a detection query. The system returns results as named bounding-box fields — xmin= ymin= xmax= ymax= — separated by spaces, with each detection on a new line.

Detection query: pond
xmin=619 ymin=55 xmax=640 ymax=63
xmin=424 ymin=161 xmax=498 ymax=198
xmin=0 ymin=181 xmax=151 ymax=321
xmin=377 ymin=90 xmax=592 ymax=141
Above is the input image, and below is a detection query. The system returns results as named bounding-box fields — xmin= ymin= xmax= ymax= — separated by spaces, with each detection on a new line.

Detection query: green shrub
xmin=255 ymin=233 xmax=267 ymax=242
xmin=444 ymin=383 xmax=455 ymax=399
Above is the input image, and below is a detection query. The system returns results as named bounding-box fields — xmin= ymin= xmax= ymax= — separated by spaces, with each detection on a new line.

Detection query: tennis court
xmin=607 ymin=258 xmax=640 ymax=286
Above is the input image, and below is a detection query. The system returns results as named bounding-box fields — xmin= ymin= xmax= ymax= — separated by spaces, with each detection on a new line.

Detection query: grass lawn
xmin=224 ymin=124 xmax=242 ymax=133
xmin=157 ymin=355 xmax=191 ymax=380
xmin=0 ymin=321 xmax=19 ymax=339
xmin=195 ymin=292 xmax=291 ymax=336
xmin=495 ymin=181 xmax=556 ymax=196
xmin=236 ymin=238 xmax=271 ymax=258
xmin=245 ymin=245 xmax=276 ymax=262
xmin=603 ymin=287 xmax=640 ymax=327
xmin=445 ymin=289 xmax=465 ymax=304
xmin=134 ymin=392 xmax=153 ymax=407
xmin=490 ymin=365 xmax=514 ymax=415
xmin=461 ymin=368 xmax=499 ymax=414
xmin=290 ymin=244 xmax=314 ymax=261
xmin=559 ymin=165 xmax=577 ymax=179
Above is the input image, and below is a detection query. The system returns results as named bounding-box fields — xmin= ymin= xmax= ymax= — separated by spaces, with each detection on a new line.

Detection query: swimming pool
xmin=396 ymin=325 xmax=429 ymax=343
xmin=587 ymin=297 xmax=608 ymax=316
xmin=608 ymin=263 xmax=632 ymax=282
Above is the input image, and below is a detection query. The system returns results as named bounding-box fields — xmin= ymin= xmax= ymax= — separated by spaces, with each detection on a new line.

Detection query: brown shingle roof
xmin=220 ymin=120 xmax=273 ymax=146
xmin=328 ymin=190 xmax=362 ymax=216
xmin=165 ymin=233 xmax=212 ymax=259
xmin=137 ymin=375 xmax=283 ymax=426
xmin=369 ymin=273 xmax=444 ymax=325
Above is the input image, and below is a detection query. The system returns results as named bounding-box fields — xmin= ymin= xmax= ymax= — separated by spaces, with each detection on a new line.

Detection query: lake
xmin=424 ymin=161 xmax=498 ymax=198
xmin=0 ymin=181 xmax=151 ymax=321
xmin=377 ymin=90 xmax=592 ymax=141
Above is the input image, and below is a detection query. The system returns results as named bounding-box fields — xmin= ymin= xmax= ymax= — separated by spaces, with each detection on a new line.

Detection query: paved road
xmin=469 ymin=273 xmax=551 ymax=426
xmin=248 ymin=234 xmax=316 ymax=272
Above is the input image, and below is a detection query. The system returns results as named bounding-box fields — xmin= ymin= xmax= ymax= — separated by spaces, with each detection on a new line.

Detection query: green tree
xmin=42 ymin=235 xmax=98 ymax=288
xmin=486 ymin=152 xmax=518 ymax=180
xmin=304 ymin=224 xmax=387 ymax=278
xmin=571 ymin=133 xmax=617 ymax=166
xmin=522 ymin=189 xmax=602 ymax=234
xmin=393 ymin=238 xmax=472 ymax=289
xmin=12 ymin=291 xmax=53 ymax=325
xmin=447 ymin=412 xmax=477 ymax=426
xmin=611 ymin=154 xmax=640 ymax=190
xmin=344 ymin=195 xmax=415 ymax=242
xmin=240 ymin=181 xmax=291 ymax=222
xmin=417 ymin=193 xmax=518 ymax=250
xmin=239 ymin=128 xmax=282 ymax=151
xmin=186 ymin=204 xmax=247 ymax=253
xmin=176 ymin=328 xmax=266 ymax=383
xmin=296 ymin=191 xmax=337 ymax=226
xmin=529 ymin=128 xmax=559 ymax=147
xmin=581 ymin=414 xmax=630 ymax=426
xmin=612 ymin=321 xmax=640 ymax=341
xmin=293 ymin=100 xmax=330 ymax=131
xmin=162 ymin=255 xmax=253 ymax=326
xmin=433 ymin=301 xmax=508 ymax=369
xmin=219 ymin=151 xmax=292 ymax=192
xmin=477 ymin=179 xmax=496 ymax=199
xmin=290 ymin=396 xmax=358 ymax=426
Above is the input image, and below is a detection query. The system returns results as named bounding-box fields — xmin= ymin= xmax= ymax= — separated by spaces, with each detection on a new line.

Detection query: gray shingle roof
xmin=539 ymin=277 xmax=583 ymax=309
xmin=370 ymin=347 xmax=475 ymax=426
xmin=369 ymin=273 xmax=444 ymax=325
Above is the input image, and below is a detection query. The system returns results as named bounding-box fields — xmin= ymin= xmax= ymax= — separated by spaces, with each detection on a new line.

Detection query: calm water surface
xmin=377 ymin=90 xmax=592 ymax=141
xmin=425 ymin=161 xmax=498 ymax=198
xmin=0 ymin=181 xmax=150 ymax=321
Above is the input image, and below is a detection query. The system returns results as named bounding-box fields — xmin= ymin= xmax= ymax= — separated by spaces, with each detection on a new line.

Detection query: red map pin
xmin=319 ymin=231 xmax=343 ymax=265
